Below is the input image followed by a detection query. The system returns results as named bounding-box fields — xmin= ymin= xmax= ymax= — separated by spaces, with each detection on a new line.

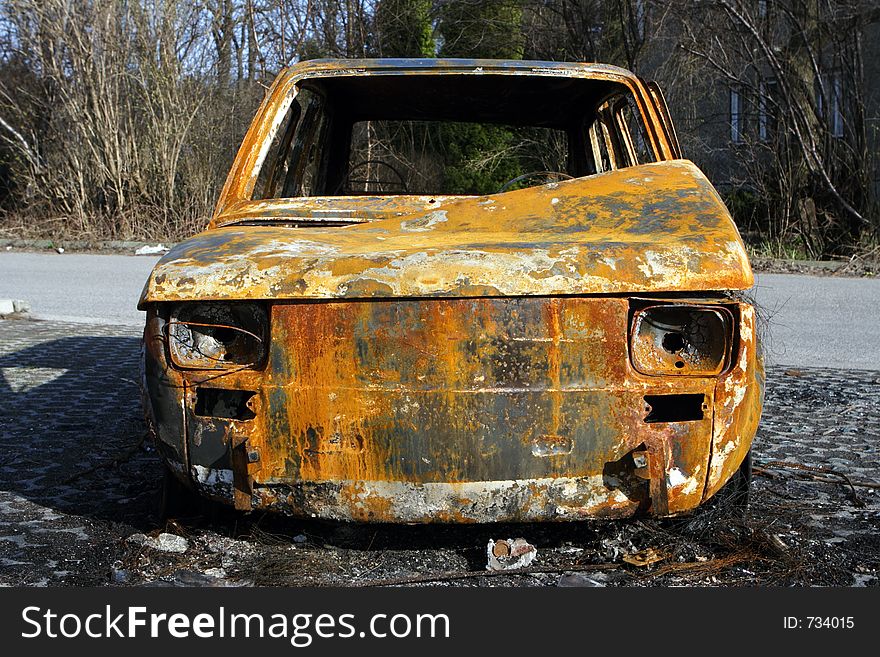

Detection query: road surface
xmin=0 ymin=251 xmax=156 ymax=326
xmin=1 ymin=250 xmax=878 ymax=368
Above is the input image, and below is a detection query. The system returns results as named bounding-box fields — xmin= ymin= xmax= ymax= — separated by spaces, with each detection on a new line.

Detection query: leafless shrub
xmin=0 ymin=0 xmax=875 ymax=253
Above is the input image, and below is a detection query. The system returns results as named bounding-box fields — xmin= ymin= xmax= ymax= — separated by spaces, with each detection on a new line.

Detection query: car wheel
xmin=157 ymin=465 xmax=198 ymax=520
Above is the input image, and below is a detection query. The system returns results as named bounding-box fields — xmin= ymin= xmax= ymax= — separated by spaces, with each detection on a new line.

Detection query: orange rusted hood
xmin=139 ymin=159 xmax=753 ymax=307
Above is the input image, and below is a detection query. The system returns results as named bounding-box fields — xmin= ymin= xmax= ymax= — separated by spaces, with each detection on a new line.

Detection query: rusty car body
xmin=139 ymin=58 xmax=763 ymax=522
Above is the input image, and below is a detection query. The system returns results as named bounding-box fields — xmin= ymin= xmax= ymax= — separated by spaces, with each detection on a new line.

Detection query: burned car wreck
xmin=140 ymin=59 xmax=763 ymax=523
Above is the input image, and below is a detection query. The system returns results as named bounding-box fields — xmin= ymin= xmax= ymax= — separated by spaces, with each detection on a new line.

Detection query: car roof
xmin=281 ymin=58 xmax=640 ymax=82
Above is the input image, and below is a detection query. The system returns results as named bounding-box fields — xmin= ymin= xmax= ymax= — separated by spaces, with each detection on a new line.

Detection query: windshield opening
xmin=254 ymin=73 xmax=655 ymax=200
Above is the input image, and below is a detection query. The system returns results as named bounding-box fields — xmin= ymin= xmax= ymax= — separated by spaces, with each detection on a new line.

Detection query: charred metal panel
xmin=142 ymin=294 xmax=759 ymax=522
xmin=704 ymin=303 xmax=764 ymax=499
xmin=242 ymin=297 xmax=715 ymax=520
xmin=184 ymin=384 xmax=263 ymax=509
xmin=142 ymin=308 xmax=187 ymax=468
xmin=139 ymin=160 xmax=753 ymax=308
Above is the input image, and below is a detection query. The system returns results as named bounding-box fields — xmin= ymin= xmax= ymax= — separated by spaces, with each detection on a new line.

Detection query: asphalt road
xmin=1 ymin=250 xmax=878 ymax=369
xmin=0 ymin=251 xmax=157 ymax=326
xmin=750 ymin=274 xmax=880 ymax=370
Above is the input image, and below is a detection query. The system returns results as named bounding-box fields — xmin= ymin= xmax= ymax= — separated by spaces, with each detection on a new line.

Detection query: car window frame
xmin=212 ymin=64 xmax=677 ymax=224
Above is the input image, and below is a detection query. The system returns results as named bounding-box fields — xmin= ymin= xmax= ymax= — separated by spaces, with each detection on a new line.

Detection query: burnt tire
xmin=158 ymin=465 xmax=200 ymax=520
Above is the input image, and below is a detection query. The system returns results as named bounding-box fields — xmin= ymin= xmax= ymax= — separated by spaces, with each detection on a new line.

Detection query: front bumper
xmin=142 ymin=295 xmax=763 ymax=522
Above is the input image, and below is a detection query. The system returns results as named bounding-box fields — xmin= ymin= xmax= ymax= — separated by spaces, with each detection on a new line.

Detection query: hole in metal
xmin=603 ymin=445 xmax=650 ymax=511
xmin=194 ymin=388 xmax=256 ymax=420
xmin=643 ymin=394 xmax=704 ymax=423
xmin=661 ymin=331 xmax=686 ymax=353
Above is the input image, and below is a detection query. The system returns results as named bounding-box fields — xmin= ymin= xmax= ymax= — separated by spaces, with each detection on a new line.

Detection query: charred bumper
xmin=142 ymin=295 xmax=763 ymax=523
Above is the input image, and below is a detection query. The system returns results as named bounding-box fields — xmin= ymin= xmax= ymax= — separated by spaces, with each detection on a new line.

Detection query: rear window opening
xmin=254 ymin=73 xmax=655 ymax=199
xmin=343 ymin=120 xmax=568 ymax=196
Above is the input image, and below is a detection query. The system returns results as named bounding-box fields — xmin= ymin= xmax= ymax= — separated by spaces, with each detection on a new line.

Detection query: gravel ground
xmin=0 ymin=318 xmax=878 ymax=587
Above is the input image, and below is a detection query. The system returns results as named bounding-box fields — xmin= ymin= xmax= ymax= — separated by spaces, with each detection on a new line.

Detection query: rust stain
xmin=144 ymin=295 xmax=758 ymax=522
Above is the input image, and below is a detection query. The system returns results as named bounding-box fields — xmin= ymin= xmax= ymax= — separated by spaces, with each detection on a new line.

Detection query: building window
xmin=831 ymin=73 xmax=844 ymax=138
xmin=758 ymin=0 xmax=768 ymax=18
xmin=730 ymin=89 xmax=743 ymax=144
xmin=633 ymin=0 xmax=646 ymax=38
xmin=759 ymin=78 xmax=777 ymax=141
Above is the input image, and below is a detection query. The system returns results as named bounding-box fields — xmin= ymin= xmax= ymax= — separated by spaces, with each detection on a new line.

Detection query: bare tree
xmin=653 ymin=0 xmax=878 ymax=256
xmin=0 ymin=0 xmax=874 ymax=254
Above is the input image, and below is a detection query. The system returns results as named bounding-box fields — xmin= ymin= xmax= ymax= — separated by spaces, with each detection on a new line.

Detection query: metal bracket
xmin=230 ymin=434 xmax=253 ymax=511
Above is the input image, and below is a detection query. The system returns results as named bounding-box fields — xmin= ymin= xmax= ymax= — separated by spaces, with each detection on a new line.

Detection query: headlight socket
xmin=630 ymin=303 xmax=733 ymax=376
xmin=167 ymin=302 xmax=268 ymax=370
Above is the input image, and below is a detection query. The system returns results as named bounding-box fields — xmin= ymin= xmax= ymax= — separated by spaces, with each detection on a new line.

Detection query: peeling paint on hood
xmin=139 ymin=159 xmax=752 ymax=307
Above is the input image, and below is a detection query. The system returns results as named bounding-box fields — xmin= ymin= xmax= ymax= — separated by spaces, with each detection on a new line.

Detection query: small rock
xmin=56 ymin=247 xmax=64 ymax=254
xmin=135 ymin=244 xmax=168 ymax=255
xmin=292 ymin=534 xmax=308 ymax=544
xmin=111 ymin=567 xmax=130 ymax=584
xmin=128 ymin=532 xmax=188 ymax=553
xmin=486 ymin=537 xmax=537 ymax=571
xmin=853 ymin=574 xmax=877 ymax=587
xmin=148 ymin=533 xmax=189 ymax=553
